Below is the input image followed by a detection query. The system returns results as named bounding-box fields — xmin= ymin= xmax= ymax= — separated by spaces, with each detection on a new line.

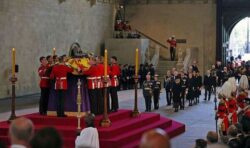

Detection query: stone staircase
xmin=156 ymin=60 xmax=177 ymax=80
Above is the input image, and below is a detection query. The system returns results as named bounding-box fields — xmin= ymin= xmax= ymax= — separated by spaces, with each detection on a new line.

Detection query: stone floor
xmin=0 ymin=88 xmax=218 ymax=148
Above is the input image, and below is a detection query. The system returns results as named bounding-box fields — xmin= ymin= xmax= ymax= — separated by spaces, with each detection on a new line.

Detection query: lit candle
xmin=12 ymin=48 xmax=16 ymax=77
xmin=53 ymin=48 xmax=56 ymax=56
xmin=104 ymin=49 xmax=108 ymax=77
xmin=135 ymin=48 xmax=139 ymax=76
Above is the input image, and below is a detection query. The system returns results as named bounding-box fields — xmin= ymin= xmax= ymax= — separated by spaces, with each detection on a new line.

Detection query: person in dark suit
xmin=210 ymin=65 xmax=217 ymax=93
xmin=222 ymin=66 xmax=230 ymax=84
xmin=197 ymin=71 xmax=202 ymax=103
xmin=180 ymin=71 xmax=187 ymax=110
xmin=149 ymin=64 xmax=155 ymax=79
xmin=121 ymin=64 xmax=128 ymax=90
xmin=192 ymin=60 xmax=199 ymax=72
xmin=139 ymin=64 xmax=144 ymax=88
xmin=216 ymin=61 xmax=223 ymax=86
xmin=172 ymin=71 xmax=182 ymax=112
xmin=164 ymin=70 xmax=172 ymax=106
xmin=204 ymin=70 xmax=213 ymax=101
xmin=187 ymin=73 xmax=195 ymax=106
xmin=192 ymin=71 xmax=199 ymax=105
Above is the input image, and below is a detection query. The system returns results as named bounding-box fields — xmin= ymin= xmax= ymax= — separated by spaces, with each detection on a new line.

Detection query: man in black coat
xmin=172 ymin=71 xmax=182 ymax=112
xmin=180 ymin=71 xmax=187 ymax=110
xmin=121 ymin=64 xmax=128 ymax=90
xmin=204 ymin=70 xmax=213 ymax=101
xmin=164 ymin=70 xmax=173 ymax=106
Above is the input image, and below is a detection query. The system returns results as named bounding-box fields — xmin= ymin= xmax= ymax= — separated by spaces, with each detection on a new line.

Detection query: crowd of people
xmin=6 ymin=47 xmax=250 ymax=148
xmin=118 ymin=63 xmax=156 ymax=90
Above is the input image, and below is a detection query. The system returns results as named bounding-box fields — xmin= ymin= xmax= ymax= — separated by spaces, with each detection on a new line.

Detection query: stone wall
xmin=0 ymin=0 xmax=115 ymax=98
xmin=105 ymin=38 xmax=149 ymax=65
xmin=125 ymin=2 xmax=216 ymax=74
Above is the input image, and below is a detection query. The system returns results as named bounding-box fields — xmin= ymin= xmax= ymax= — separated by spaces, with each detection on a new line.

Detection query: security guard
xmin=38 ymin=56 xmax=50 ymax=115
xmin=153 ymin=74 xmax=161 ymax=110
xmin=50 ymin=56 xmax=73 ymax=117
xmin=143 ymin=73 xmax=153 ymax=112
xmin=110 ymin=56 xmax=121 ymax=112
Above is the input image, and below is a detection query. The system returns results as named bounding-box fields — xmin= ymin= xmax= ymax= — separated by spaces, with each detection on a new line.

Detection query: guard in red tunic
xmin=217 ymin=99 xmax=229 ymax=135
xmin=50 ymin=56 xmax=73 ymax=117
xmin=38 ymin=56 xmax=50 ymax=115
xmin=228 ymin=92 xmax=238 ymax=124
xmin=83 ymin=57 xmax=99 ymax=115
xmin=167 ymin=36 xmax=177 ymax=61
xmin=109 ymin=56 xmax=121 ymax=112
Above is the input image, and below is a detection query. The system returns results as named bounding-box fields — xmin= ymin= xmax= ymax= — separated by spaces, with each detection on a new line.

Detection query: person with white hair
xmin=237 ymin=75 xmax=249 ymax=112
xmin=239 ymin=75 xmax=249 ymax=91
xmin=75 ymin=114 xmax=99 ymax=148
xmin=228 ymin=77 xmax=237 ymax=93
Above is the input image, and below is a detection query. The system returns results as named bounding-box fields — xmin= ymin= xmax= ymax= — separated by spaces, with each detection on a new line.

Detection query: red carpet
xmin=0 ymin=110 xmax=185 ymax=148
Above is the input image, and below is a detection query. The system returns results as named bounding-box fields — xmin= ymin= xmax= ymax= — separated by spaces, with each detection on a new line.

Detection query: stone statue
xmin=176 ymin=48 xmax=184 ymax=71
xmin=178 ymin=48 xmax=183 ymax=62
xmin=183 ymin=48 xmax=191 ymax=73
xmin=150 ymin=44 xmax=160 ymax=67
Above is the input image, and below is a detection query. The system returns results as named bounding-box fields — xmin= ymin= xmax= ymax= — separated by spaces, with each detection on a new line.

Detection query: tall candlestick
xmin=100 ymin=49 xmax=111 ymax=127
xmin=12 ymin=48 xmax=16 ymax=77
xmin=104 ymin=49 xmax=107 ymax=77
xmin=53 ymin=48 xmax=56 ymax=56
xmin=132 ymin=48 xmax=140 ymax=117
xmin=135 ymin=48 xmax=139 ymax=76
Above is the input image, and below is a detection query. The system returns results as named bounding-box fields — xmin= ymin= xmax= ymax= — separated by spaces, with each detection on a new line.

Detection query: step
xmin=20 ymin=109 xmax=132 ymax=127
xmin=164 ymin=120 xmax=185 ymax=138
xmin=100 ymin=117 xmax=172 ymax=148
xmin=0 ymin=136 xmax=9 ymax=146
xmin=120 ymin=139 xmax=140 ymax=148
xmin=120 ymin=120 xmax=185 ymax=148
xmin=158 ymin=61 xmax=177 ymax=65
xmin=95 ymin=110 xmax=132 ymax=126
xmin=62 ymin=137 xmax=76 ymax=148
xmin=98 ymin=113 xmax=160 ymax=139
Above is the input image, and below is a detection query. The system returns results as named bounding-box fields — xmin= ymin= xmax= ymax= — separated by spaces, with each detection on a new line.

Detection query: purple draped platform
xmin=48 ymin=74 xmax=90 ymax=112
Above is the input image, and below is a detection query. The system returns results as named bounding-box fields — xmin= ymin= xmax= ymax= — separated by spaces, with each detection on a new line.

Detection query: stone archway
xmin=216 ymin=0 xmax=250 ymax=64
xmin=229 ymin=17 xmax=250 ymax=60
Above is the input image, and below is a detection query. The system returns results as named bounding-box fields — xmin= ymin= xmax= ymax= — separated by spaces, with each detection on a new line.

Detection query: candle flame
xmin=12 ymin=48 xmax=15 ymax=51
